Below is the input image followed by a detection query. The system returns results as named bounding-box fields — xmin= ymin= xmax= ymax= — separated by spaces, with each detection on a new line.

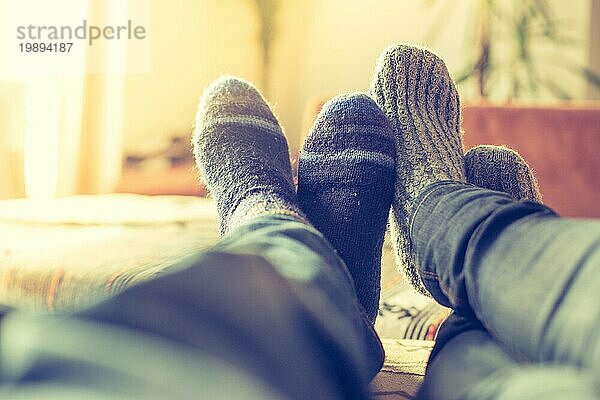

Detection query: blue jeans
xmin=419 ymin=313 xmax=600 ymax=399
xmin=412 ymin=182 xmax=600 ymax=399
xmin=0 ymin=215 xmax=383 ymax=400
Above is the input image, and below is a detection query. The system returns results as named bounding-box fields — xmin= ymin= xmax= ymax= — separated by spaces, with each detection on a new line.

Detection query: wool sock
xmin=193 ymin=76 xmax=306 ymax=235
xmin=297 ymin=93 xmax=396 ymax=324
xmin=369 ymin=44 xmax=466 ymax=296
xmin=465 ymin=145 xmax=542 ymax=202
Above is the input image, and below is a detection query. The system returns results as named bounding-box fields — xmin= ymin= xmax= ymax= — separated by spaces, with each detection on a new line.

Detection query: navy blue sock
xmin=297 ymin=94 xmax=396 ymax=324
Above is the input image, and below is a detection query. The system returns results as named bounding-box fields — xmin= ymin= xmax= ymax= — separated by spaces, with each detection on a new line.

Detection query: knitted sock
xmin=297 ymin=93 xmax=396 ymax=324
xmin=193 ymin=76 xmax=306 ymax=235
xmin=465 ymin=145 xmax=542 ymax=202
xmin=369 ymin=44 xmax=466 ymax=296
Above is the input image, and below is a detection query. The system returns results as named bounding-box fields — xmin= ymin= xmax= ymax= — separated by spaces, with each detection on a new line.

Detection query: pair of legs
xmin=1 ymin=83 xmax=389 ymax=399
xmin=412 ymin=182 xmax=600 ymax=399
xmin=368 ymin=46 xmax=600 ymax=399
xmin=1 ymin=44 xmax=599 ymax=400
xmin=0 ymin=215 xmax=381 ymax=399
xmin=194 ymin=45 xmax=600 ymax=398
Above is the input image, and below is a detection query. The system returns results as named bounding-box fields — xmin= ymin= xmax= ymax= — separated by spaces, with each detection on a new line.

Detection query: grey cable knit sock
xmin=369 ymin=44 xmax=466 ymax=296
xmin=192 ymin=76 xmax=306 ymax=235
xmin=465 ymin=145 xmax=542 ymax=202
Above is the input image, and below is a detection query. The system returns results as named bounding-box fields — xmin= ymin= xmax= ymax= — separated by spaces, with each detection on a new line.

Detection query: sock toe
xmin=303 ymin=93 xmax=395 ymax=157
xmin=195 ymin=76 xmax=281 ymax=140
xmin=465 ymin=145 xmax=542 ymax=202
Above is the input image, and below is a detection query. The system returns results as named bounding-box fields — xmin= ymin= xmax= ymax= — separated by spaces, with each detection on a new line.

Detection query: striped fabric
xmin=298 ymin=93 xmax=396 ymax=324
xmin=300 ymin=148 xmax=395 ymax=169
xmin=202 ymin=115 xmax=283 ymax=137
xmin=193 ymin=76 xmax=305 ymax=236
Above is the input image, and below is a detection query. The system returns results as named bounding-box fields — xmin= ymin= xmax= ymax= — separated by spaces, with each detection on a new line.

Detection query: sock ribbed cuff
xmin=227 ymin=191 xmax=308 ymax=234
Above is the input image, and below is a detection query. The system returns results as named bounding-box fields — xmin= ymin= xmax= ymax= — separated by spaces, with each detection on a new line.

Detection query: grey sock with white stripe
xmin=298 ymin=93 xmax=396 ymax=324
xmin=369 ymin=44 xmax=466 ymax=296
xmin=466 ymin=145 xmax=542 ymax=202
xmin=193 ymin=76 xmax=306 ymax=235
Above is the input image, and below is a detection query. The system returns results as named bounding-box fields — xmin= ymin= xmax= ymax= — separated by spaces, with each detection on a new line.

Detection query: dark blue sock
xmin=297 ymin=94 xmax=396 ymax=325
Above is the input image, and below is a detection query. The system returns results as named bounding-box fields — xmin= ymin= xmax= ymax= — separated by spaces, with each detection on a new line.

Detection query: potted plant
xmin=424 ymin=0 xmax=600 ymax=218
xmin=424 ymin=0 xmax=600 ymax=101
xmin=248 ymin=0 xmax=280 ymax=97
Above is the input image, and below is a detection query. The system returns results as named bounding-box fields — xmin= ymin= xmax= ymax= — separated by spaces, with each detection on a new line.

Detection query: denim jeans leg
xmin=78 ymin=214 xmax=383 ymax=400
xmin=417 ymin=312 xmax=600 ymax=400
xmin=411 ymin=181 xmax=600 ymax=369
